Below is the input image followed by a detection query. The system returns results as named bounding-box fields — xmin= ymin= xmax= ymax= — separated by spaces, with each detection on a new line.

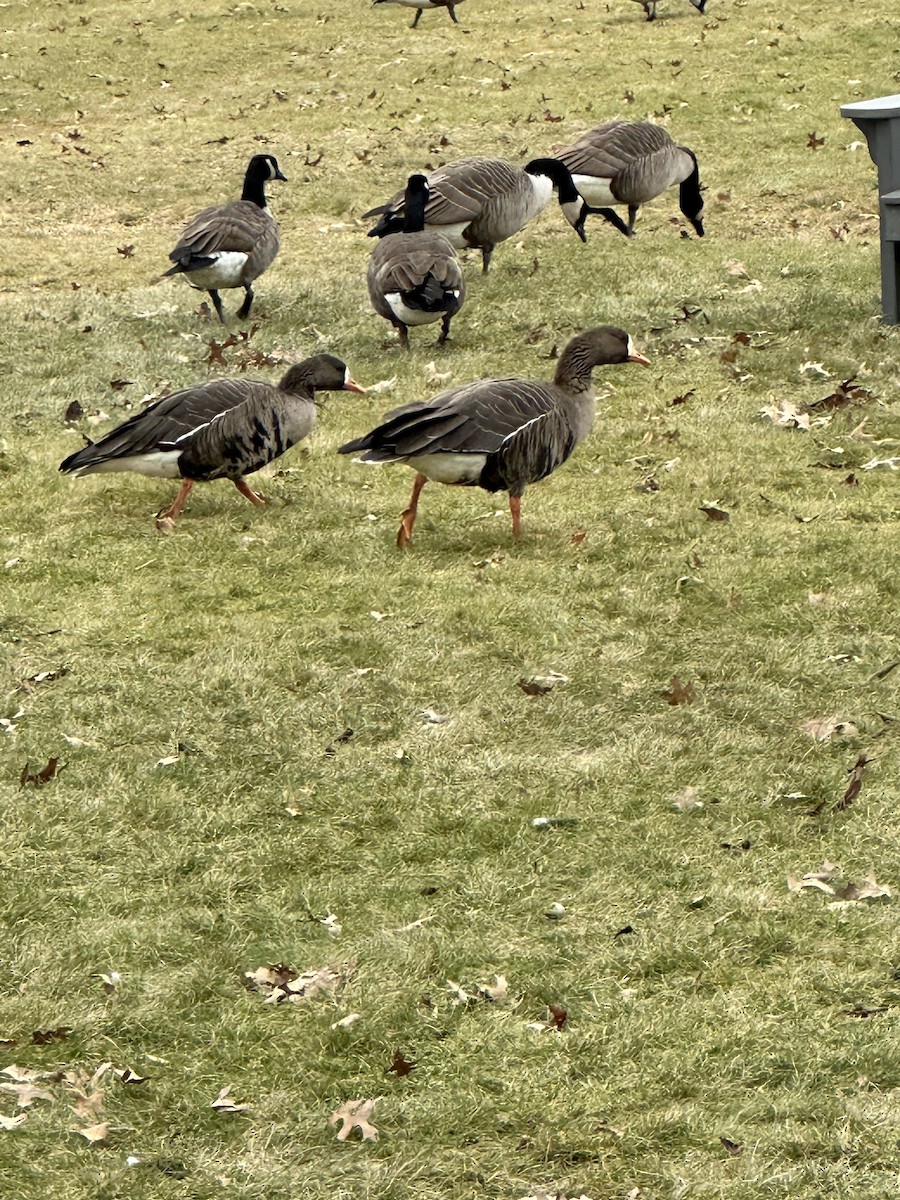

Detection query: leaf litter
xmin=244 ymin=962 xmax=348 ymax=1005
xmin=329 ymin=1098 xmax=379 ymax=1142
xmin=787 ymin=861 xmax=890 ymax=902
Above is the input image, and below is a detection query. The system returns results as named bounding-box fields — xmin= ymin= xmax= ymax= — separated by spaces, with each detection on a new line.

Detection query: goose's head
xmin=248 ymin=153 xmax=288 ymax=184
xmin=279 ymin=355 xmax=367 ymax=398
xmin=524 ymin=157 xmax=590 ymax=242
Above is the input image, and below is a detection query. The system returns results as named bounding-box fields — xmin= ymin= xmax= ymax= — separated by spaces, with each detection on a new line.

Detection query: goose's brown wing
xmin=59 ymin=379 xmax=258 ymax=472
xmin=340 ymin=378 xmax=561 ymax=459
xmin=170 ymin=199 xmax=272 ymax=259
xmin=364 ymin=159 xmax=521 ymax=226
xmin=556 ymin=121 xmax=674 ymax=180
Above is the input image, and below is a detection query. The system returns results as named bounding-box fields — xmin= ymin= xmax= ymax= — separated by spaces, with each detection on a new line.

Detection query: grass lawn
xmin=2 ymin=0 xmax=900 ymax=1196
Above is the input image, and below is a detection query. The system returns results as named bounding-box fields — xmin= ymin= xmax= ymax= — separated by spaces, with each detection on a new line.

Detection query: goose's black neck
xmin=242 ymin=161 xmax=270 ymax=209
xmin=402 ymin=176 xmax=429 ymax=235
xmin=677 ymin=149 xmax=704 ymax=236
xmin=524 ymin=157 xmax=580 ymax=205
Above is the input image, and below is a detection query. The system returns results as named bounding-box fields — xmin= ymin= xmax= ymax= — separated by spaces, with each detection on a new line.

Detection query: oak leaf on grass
xmin=211 ymin=1086 xmax=249 ymax=1113
xmin=73 ymin=1121 xmax=110 ymax=1142
xmin=245 ymin=962 xmax=345 ymax=1005
xmin=0 ymin=1113 xmax=28 ymax=1130
xmin=329 ymin=1098 xmax=379 ymax=1142
xmin=662 ymin=676 xmax=694 ymax=705
xmin=0 ymin=1082 xmax=55 ymax=1107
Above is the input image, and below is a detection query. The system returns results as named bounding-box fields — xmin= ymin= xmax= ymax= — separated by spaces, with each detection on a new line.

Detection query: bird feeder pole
xmin=841 ymin=93 xmax=900 ymax=324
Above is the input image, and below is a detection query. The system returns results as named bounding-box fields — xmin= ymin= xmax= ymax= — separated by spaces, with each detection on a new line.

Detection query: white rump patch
xmin=405 ymin=452 xmax=487 ymax=485
xmin=384 ymin=293 xmax=443 ymax=327
xmin=183 ymin=251 xmax=248 ymax=289
xmin=571 ymin=173 xmax=617 ymax=207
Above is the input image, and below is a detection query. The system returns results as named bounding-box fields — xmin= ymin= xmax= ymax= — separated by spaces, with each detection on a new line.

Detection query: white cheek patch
xmin=560 ymin=199 xmax=583 ymax=228
xmin=627 ymin=336 xmax=636 ymax=359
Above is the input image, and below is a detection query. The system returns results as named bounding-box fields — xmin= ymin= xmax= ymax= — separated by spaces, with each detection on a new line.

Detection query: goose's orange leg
xmin=397 ymin=473 xmax=427 ymax=549
xmin=234 ymin=478 xmax=267 ymax=507
xmin=158 ymin=478 xmax=194 ymax=521
xmin=509 ymin=494 xmax=522 ymax=539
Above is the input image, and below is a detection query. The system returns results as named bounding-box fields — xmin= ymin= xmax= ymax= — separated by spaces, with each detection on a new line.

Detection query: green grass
xmin=2 ymin=0 xmax=900 ymax=1196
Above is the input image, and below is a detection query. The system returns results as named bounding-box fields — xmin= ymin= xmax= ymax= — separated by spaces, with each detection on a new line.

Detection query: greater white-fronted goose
xmin=60 ymin=356 xmax=365 ymax=521
xmin=639 ymin=0 xmax=706 ymax=20
xmin=364 ymin=156 xmax=587 ymax=273
xmin=368 ymin=174 xmax=466 ymax=349
xmin=373 ymin=0 xmax=464 ymax=28
xmin=338 ymin=327 xmax=649 ymax=547
xmin=165 ymin=153 xmax=287 ymax=322
xmin=553 ymin=121 xmax=704 ymax=239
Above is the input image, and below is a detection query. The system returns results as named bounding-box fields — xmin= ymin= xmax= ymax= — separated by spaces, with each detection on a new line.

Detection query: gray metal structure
xmin=841 ymin=94 xmax=900 ymax=324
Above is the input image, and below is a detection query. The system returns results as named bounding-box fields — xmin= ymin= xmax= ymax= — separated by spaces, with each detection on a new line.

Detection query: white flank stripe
xmin=499 ymin=410 xmax=549 ymax=447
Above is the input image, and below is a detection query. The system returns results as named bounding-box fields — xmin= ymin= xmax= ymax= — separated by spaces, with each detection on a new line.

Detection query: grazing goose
xmin=60 ymin=356 xmax=365 ymax=521
xmin=364 ymin=157 xmax=587 ymax=273
xmin=165 ymin=153 xmax=287 ymax=322
xmin=373 ymin=0 xmax=464 ymax=27
xmin=553 ymin=121 xmax=704 ymax=239
xmin=368 ymin=174 xmax=466 ymax=348
xmin=639 ymin=0 xmax=706 ymax=20
xmin=338 ymin=326 xmax=649 ymax=547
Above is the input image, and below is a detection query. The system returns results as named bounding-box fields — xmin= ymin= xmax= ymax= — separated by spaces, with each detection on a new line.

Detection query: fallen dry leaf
xmin=799 ymin=715 xmax=858 ymax=743
xmin=0 ymin=1082 xmax=56 ymax=1108
xmin=211 ymin=1085 xmax=249 ymax=1113
xmin=699 ymin=505 xmax=730 ymax=523
xmin=671 ymin=786 xmax=703 ymax=812
xmin=330 ymin=1013 xmax=361 ymax=1030
xmin=518 ymin=671 xmax=570 ymax=696
xmin=720 ymin=1136 xmax=743 ymax=1156
xmin=31 ymin=1026 xmax=72 ymax=1045
xmin=834 ymin=874 xmax=891 ymax=902
xmin=446 ymin=979 xmax=474 ymax=1005
xmin=245 ymin=962 xmax=346 ymax=1005
xmin=477 ymin=974 xmax=510 ymax=1003
xmin=836 ymin=753 xmax=870 ymax=811
xmin=386 ymin=1050 xmax=415 ymax=1077
xmin=69 ymin=1090 xmax=105 ymax=1121
xmin=662 ymin=676 xmax=695 ymax=705
xmin=329 ymin=1098 xmax=379 ymax=1142
xmin=73 ymin=1121 xmax=110 ymax=1142
xmin=548 ymin=1003 xmax=568 ymax=1031
xmin=0 ymin=1113 xmax=28 ymax=1130
xmin=20 ymin=757 xmax=63 ymax=786
xmin=419 ymin=708 xmax=450 ymax=725
xmin=1 ymin=1065 xmax=50 ymax=1083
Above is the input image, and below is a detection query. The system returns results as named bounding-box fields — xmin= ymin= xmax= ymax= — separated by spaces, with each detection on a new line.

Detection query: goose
xmin=165 ymin=153 xmax=287 ymax=322
xmin=338 ymin=326 xmax=649 ymax=547
xmin=373 ymin=0 xmax=464 ymax=27
xmin=639 ymin=0 xmax=706 ymax=20
xmin=60 ymin=355 xmax=366 ymax=521
xmin=368 ymin=174 xmax=466 ymax=348
xmin=364 ymin=156 xmax=588 ymax=273
xmin=553 ymin=121 xmax=704 ymax=239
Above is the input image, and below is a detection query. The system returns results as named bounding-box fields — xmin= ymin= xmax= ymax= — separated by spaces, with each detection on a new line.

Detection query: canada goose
xmin=338 ymin=326 xmax=649 ymax=547
xmin=372 ymin=0 xmax=464 ymax=28
xmin=639 ymin=0 xmax=707 ymax=20
xmin=364 ymin=157 xmax=587 ymax=273
xmin=368 ymin=175 xmax=466 ymax=349
xmin=553 ymin=121 xmax=704 ymax=239
xmin=165 ymin=153 xmax=287 ymax=322
xmin=60 ymin=356 xmax=365 ymax=521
